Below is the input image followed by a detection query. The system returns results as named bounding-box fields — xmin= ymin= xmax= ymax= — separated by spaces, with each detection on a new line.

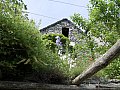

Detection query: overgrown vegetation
xmin=42 ymin=33 xmax=70 ymax=53
xmin=0 ymin=0 xmax=120 ymax=84
xmin=70 ymin=0 xmax=120 ymax=79
xmin=0 ymin=0 xmax=69 ymax=83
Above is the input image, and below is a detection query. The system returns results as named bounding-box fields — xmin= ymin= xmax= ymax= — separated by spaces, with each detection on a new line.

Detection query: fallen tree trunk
xmin=72 ymin=39 xmax=120 ymax=85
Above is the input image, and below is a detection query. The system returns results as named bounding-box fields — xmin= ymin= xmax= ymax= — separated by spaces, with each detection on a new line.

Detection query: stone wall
xmin=40 ymin=19 xmax=82 ymax=42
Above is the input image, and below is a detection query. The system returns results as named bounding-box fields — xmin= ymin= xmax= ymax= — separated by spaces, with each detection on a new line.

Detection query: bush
xmin=0 ymin=14 xmax=69 ymax=80
xmin=0 ymin=0 xmax=70 ymax=83
xmin=100 ymin=58 xmax=120 ymax=79
xmin=42 ymin=33 xmax=70 ymax=53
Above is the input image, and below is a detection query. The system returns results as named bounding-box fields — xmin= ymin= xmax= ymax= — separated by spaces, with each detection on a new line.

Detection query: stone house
xmin=40 ymin=18 xmax=82 ymax=42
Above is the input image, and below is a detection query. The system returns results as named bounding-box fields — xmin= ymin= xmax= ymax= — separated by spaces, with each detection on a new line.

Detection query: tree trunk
xmin=72 ymin=39 xmax=120 ymax=85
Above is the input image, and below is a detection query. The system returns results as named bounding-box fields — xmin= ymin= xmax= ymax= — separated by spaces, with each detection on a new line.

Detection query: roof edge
xmin=40 ymin=18 xmax=82 ymax=32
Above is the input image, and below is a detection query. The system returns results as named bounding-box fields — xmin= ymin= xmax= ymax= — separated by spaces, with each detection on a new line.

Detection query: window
xmin=62 ymin=27 xmax=69 ymax=37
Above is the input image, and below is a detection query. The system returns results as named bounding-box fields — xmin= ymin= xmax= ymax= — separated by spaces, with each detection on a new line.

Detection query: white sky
xmin=23 ymin=0 xmax=89 ymax=28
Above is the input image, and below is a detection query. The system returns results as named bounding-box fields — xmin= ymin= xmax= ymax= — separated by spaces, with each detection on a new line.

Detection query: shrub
xmin=99 ymin=58 xmax=120 ymax=79
xmin=0 ymin=0 xmax=70 ymax=83
xmin=0 ymin=14 xmax=69 ymax=77
xmin=42 ymin=33 xmax=70 ymax=53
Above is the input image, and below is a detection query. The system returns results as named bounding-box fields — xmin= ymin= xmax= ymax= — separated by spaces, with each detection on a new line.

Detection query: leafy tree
xmin=89 ymin=0 xmax=120 ymax=45
xmin=71 ymin=0 xmax=120 ymax=78
xmin=0 ymin=0 xmax=27 ymax=17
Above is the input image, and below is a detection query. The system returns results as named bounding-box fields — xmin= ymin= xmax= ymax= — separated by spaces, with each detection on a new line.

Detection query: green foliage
xmin=0 ymin=0 xmax=70 ymax=82
xmin=96 ymin=58 xmax=120 ymax=79
xmin=68 ymin=38 xmax=96 ymax=78
xmin=0 ymin=14 xmax=35 ymax=67
xmin=71 ymin=13 xmax=91 ymax=33
xmin=42 ymin=33 xmax=70 ymax=52
xmin=70 ymin=59 xmax=93 ymax=78
xmin=71 ymin=0 xmax=120 ymax=79
xmin=0 ymin=9 xmax=69 ymax=77
xmin=101 ymin=58 xmax=120 ymax=79
xmin=0 ymin=0 xmax=27 ymax=17
xmin=89 ymin=0 xmax=120 ymax=44
xmin=89 ymin=0 xmax=120 ymax=78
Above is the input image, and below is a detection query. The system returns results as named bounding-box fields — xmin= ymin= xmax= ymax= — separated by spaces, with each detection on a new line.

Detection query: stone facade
xmin=40 ymin=18 xmax=82 ymax=42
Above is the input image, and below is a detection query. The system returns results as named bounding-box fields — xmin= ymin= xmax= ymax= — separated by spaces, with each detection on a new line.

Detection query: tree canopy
xmin=71 ymin=0 xmax=120 ymax=78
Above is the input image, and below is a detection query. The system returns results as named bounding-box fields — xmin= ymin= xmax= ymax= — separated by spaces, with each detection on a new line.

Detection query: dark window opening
xmin=62 ymin=27 xmax=69 ymax=37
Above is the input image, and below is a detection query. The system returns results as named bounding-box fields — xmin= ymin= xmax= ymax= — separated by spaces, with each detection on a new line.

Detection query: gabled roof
xmin=40 ymin=18 xmax=82 ymax=32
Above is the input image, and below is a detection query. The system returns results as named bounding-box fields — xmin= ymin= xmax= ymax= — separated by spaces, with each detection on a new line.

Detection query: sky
xmin=23 ymin=0 xmax=89 ymax=29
